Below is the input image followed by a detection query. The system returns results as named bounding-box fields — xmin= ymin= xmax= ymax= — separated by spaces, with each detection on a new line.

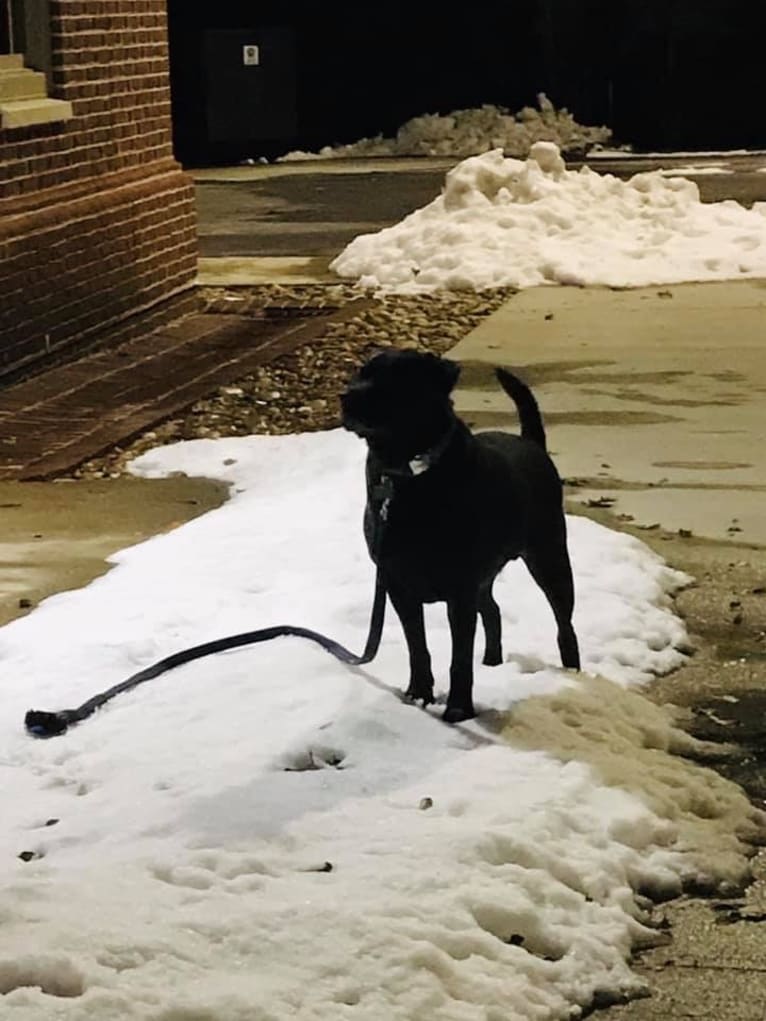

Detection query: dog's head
xmin=341 ymin=349 xmax=461 ymax=467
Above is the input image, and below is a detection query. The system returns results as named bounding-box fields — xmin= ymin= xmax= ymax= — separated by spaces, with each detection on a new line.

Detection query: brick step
xmin=0 ymin=68 xmax=47 ymax=101
xmin=0 ymin=54 xmax=24 ymax=70
xmin=0 ymin=97 xmax=73 ymax=129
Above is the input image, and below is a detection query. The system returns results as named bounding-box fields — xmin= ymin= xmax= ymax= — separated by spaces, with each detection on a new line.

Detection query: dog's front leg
xmin=387 ymin=583 xmax=435 ymax=706
xmin=444 ymin=593 xmax=479 ymax=723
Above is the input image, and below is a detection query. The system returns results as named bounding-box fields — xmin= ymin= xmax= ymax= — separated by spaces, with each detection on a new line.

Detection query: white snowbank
xmin=0 ymin=430 xmax=761 ymax=1019
xmin=281 ymin=94 xmax=611 ymax=161
xmin=332 ymin=141 xmax=766 ymax=292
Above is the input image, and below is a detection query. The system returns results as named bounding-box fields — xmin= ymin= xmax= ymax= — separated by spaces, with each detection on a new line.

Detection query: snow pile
xmin=332 ymin=141 xmax=766 ymax=293
xmin=281 ymin=93 xmax=611 ymax=161
xmin=1 ymin=430 xmax=762 ymax=1019
xmin=507 ymin=675 xmax=761 ymax=889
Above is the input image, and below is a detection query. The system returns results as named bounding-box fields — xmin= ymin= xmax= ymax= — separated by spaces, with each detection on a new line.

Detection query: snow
xmin=280 ymin=94 xmax=611 ymax=162
xmin=658 ymin=164 xmax=732 ymax=176
xmin=588 ymin=148 xmax=766 ymax=159
xmin=1 ymin=429 xmax=762 ymax=1019
xmin=331 ymin=141 xmax=766 ymax=292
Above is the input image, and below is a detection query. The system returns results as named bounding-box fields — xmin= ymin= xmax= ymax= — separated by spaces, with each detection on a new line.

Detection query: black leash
xmin=24 ymin=473 xmax=396 ymax=739
xmin=25 ymin=569 xmax=386 ymax=738
xmin=24 ymin=451 xmax=434 ymax=739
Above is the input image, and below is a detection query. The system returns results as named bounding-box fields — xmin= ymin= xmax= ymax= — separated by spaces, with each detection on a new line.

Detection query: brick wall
xmin=0 ymin=0 xmax=197 ymax=380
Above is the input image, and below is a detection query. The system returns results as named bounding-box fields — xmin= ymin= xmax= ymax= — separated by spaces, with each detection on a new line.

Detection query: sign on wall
xmin=242 ymin=44 xmax=259 ymax=66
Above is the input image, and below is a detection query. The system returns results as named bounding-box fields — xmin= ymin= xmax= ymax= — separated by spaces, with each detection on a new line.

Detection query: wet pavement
xmin=195 ymin=168 xmax=448 ymax=258
xmin=690 ymin=690 xmax=766 ymax=806
xmin=0 ymin=476 xmax=226 ymax=628
xmin=449 ymin=280 xmax=766 ymax=546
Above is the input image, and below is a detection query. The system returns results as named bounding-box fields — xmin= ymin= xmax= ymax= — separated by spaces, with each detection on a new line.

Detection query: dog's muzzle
xmin=340 ymin=386 xmax=380 ymax=438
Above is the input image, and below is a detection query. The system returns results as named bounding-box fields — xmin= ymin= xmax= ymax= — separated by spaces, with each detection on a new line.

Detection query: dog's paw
xmin=442 ymin=704 xmax=476 ymax=725
xmin=402 ymin=686 xmax=434 ymax=708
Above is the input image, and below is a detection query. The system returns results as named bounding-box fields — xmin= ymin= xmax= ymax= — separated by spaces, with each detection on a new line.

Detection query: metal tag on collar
xmin=408 ymin=455 xmax=430 ymax=476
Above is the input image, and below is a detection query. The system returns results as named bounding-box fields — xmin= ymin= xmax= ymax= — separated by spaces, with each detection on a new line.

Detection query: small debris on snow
xmin=301 ymin=861 xmax=334 ymax=873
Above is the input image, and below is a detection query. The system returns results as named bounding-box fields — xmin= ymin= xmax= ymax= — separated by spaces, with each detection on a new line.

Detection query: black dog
xmin=341 ymin=349 xmax=580 ymax=723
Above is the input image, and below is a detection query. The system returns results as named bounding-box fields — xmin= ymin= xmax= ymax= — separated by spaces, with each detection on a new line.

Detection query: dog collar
xmin=373 ymin=423 xmax=455 ymax=524
xmin=390 ymin=421 xmax=458 ymax=479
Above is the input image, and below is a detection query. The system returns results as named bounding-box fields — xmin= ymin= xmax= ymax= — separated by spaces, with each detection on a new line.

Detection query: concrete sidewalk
xmin=449 ymin=280 xmax=766 ymax=546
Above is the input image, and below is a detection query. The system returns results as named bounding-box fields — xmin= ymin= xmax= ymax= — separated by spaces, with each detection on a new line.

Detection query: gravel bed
xmin=74 ymin=283 xmax=514 ymax=478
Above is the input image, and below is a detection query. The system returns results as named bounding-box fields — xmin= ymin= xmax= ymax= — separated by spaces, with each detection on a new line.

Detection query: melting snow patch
xmin=331 ymin=141 xmax=766 ymax=293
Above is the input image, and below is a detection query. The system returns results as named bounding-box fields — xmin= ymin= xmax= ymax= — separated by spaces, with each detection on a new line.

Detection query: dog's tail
xmin=495 ymin=368 xmax=547 ymax=451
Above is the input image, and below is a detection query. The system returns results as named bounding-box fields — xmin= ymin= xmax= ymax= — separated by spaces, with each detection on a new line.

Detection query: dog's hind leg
xmin=444 ymin=592 xmax=479 ymax=723
xmin=387 ymin=584 xmax=436 ymax=706
xmin=523 ymin=545 xmax=581 ymax=671
xmin=479 ymin=584 xmax=503 ymax=666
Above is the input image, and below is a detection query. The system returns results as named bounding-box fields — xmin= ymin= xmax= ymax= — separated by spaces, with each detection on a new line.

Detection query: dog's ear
xmin=437 ymin=357 xmax=461 ymax=392
xmin=433 ymin=356 xmax=461 ymax=394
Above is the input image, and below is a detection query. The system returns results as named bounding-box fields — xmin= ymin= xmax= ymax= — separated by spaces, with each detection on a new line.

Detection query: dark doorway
xmin=202 ymin=27 xmax=296 ymax=146
xmin=168 ymin=5 xmax=298 ymax=165
xmin=1 ymin=0 xmax=13 ymax=51
xmin=1 ymin=0 xmax=53 ymax=75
